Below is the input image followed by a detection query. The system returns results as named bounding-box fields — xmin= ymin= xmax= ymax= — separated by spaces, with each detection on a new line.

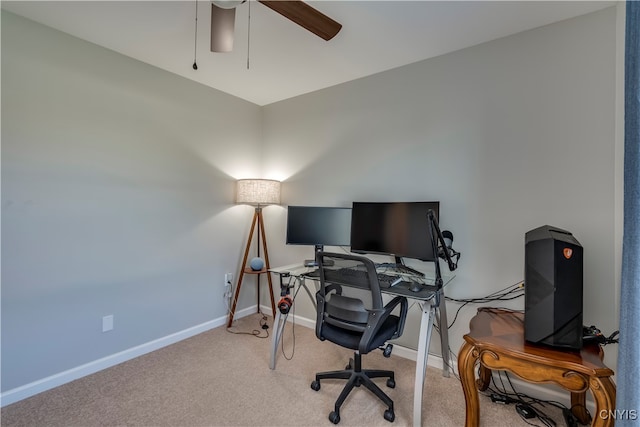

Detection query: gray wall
xmin=1 ymin=12 xmax=262 ymax=393
xmin=263 ymin=7 xmax=620 ymax=366
xmin=1 ymin=5 xmax=622 ymax=400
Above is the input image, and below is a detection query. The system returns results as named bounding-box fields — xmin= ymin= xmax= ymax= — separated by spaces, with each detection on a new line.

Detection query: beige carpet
xmin=1 ymin=314 xmax=565 ymax=426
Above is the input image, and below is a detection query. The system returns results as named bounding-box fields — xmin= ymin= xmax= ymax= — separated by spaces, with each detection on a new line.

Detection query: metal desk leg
xmin=299 ymin=277 xmax=317 ymax=307
xmin=413 ymin=300 xmax=436 ymax=427
xmin=437 ymin=289 xmax=450 ymax=377
xmin=269 ymin=305 xmax=285 ymax=370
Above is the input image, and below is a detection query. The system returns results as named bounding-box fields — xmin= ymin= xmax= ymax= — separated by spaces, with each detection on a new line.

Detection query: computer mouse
xmin=409 ymin=282 xmax=423 ymax=292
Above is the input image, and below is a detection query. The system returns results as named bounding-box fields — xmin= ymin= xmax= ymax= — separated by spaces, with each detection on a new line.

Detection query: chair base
xmin=311 ymin=353 xmax=396 ymax=424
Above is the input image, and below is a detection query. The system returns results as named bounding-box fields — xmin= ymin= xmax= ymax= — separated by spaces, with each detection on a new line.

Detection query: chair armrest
xmin=385 ymin=296 xmax=409 ymax=337
xmin=358 ymin=296 xmax=408 ymax=353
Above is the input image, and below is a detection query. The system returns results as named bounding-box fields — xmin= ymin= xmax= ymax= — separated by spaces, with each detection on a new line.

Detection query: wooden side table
xmin=458 ymin=308 xmax=616 ymax=427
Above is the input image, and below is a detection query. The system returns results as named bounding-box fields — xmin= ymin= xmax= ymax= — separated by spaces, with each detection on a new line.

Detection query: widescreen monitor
xmin=350 ymin=201 xmax=440 ymax=262
xmin=286 ymin=206 xmax=352 ymax=251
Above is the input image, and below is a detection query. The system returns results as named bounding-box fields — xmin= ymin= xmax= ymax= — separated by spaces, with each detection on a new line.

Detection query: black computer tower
xmin=524 ymin=225 xmax=583 ymax=350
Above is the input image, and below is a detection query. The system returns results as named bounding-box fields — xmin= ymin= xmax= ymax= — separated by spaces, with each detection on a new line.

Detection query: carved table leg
xmin=590 ymin=377 xmax=617 ymax=427
xmin=570 ymin=391 xmax=591 ymax=425
xmin=477 ymin=364 xmax=491 ymax=391
xmin=458 ymin=341 xmax=480 ymax=427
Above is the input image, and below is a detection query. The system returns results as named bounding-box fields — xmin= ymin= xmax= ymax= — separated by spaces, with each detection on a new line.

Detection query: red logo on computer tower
xmin=563 ymin=248 xmax=573 ymax=259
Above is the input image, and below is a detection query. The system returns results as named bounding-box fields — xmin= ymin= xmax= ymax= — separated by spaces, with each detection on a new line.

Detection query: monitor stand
xmin=304 ymin=244 xmax=323 ymax=267
xmin=304 ymin=245 xmax=334 ymax=267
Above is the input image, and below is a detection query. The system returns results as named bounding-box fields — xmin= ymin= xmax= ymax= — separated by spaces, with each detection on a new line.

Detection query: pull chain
xmin=192 ymin=0 xmax=198 ymax=70
xmin=246 ymin=0 xmax=251 ymax=70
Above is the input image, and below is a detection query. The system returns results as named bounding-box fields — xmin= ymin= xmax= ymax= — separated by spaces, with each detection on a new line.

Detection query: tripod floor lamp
xmin=227 ymin=179 xmax=280 ymax=328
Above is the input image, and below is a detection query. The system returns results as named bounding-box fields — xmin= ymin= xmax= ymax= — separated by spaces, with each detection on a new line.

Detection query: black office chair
xmin=310 ymin=252 xmax=408 ymax=424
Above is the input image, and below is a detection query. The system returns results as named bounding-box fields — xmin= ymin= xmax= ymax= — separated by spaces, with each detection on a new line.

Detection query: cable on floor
xmin=483 ymin=370 xmax=579 ymax=427
xmin=226 ymin=312 xmax=270 ymax=338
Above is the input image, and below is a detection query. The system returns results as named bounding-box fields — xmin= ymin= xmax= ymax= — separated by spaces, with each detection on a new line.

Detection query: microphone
xmin=439 ymin=230 xmax=460 ymax=267
xmin=442 ymin=230 xmax=453 ymax=252
xmin=439 ymin=230 xmax=454 ymax=257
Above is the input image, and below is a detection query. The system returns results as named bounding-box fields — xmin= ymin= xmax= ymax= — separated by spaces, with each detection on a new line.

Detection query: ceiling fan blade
xmin=258 ymin=1 xmax=342 ymax=41
xmin=210 ymin=3 xmax=236 ymax=52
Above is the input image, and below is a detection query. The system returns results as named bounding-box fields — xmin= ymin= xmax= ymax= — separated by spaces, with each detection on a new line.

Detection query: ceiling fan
xmin=210 ymin=0 xmax=342 ymax=52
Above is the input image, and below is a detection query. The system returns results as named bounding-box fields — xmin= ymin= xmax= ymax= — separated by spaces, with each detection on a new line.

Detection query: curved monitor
xmin=286 ymin=206 xmax=352 ymax=249
xmin=350 ymin=201 xmax=440 ymax=261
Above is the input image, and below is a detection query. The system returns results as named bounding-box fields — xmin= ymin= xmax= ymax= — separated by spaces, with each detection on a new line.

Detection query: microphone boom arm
xmin=427 ymin=210 xmax=458 ymax=289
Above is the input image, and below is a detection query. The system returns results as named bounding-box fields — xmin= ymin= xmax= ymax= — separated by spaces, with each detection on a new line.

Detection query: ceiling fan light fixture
xmin=211 ymin=1 xmax=246 ymax=10
xmin=210 ymin=2 xmax=238 ymax=52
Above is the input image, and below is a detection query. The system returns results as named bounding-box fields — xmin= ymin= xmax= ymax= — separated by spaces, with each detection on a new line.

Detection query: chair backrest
xmin=314 ymin=252 xmax=407 ymax=353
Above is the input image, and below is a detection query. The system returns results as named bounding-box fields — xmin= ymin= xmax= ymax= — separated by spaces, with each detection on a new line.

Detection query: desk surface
xmin=270 ymin=263 xmax=454 ymax=300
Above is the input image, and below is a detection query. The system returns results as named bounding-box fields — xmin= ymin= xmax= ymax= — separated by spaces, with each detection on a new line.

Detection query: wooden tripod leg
xmin=227 ymin=210 xmax=258 ymax=328
xmin=257 ymin=209 xmax=276 ymax=318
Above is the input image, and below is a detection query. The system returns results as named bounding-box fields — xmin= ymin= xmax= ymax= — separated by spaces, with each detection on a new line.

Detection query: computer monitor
xmin=350 ymin=201 xmax=440 ymax=262
xmin=286 ymin=206 xmax=352 ymax=265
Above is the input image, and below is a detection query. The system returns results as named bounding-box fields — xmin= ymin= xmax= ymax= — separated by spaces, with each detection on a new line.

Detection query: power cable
xmin=445 ymin=281 xmax=524 ymax=329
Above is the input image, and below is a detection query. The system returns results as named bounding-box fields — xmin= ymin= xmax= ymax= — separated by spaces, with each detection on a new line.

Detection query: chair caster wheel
xmin=329 ymin=411 xmax=340 ymax=424
xmin=384 ymin=409 xmax=395 ymax=422
xmin=310 ymin=380 xmax=320 ymax=391
xmin=386 ymin=378 xmax=395 ymax=388
xmin=383 ymin=343 xmax=393 ymax=358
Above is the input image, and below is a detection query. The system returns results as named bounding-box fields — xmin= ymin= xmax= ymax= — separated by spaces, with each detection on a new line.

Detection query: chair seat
xmin=322 ymin=315 xmax=401 ymax=352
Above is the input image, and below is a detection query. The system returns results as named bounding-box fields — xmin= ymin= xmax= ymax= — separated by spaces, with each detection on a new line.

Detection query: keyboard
xmin=320 ymin=268 xmax=400 ymax=289
xmin=377 ymin=273 xmax=401 ymax=288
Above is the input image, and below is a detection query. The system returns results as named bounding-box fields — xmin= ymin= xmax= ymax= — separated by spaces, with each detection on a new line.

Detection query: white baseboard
xmin=0 ymin=306 xmax=257 ymax=407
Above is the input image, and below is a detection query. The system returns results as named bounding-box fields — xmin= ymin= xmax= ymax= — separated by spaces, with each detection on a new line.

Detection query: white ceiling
xmin=2 ymin=1 xmax=614 ymax=106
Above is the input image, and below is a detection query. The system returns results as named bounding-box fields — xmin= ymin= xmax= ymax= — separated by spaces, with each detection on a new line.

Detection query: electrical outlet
xmin=102 ymin=315 xmax=114 ymax=332
xmin=223 ymin=273 xmax=233 ymax=307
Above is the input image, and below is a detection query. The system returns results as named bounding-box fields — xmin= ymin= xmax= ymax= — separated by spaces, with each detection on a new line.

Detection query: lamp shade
xmin=235 ymin=179 xmax=281 ymax=205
